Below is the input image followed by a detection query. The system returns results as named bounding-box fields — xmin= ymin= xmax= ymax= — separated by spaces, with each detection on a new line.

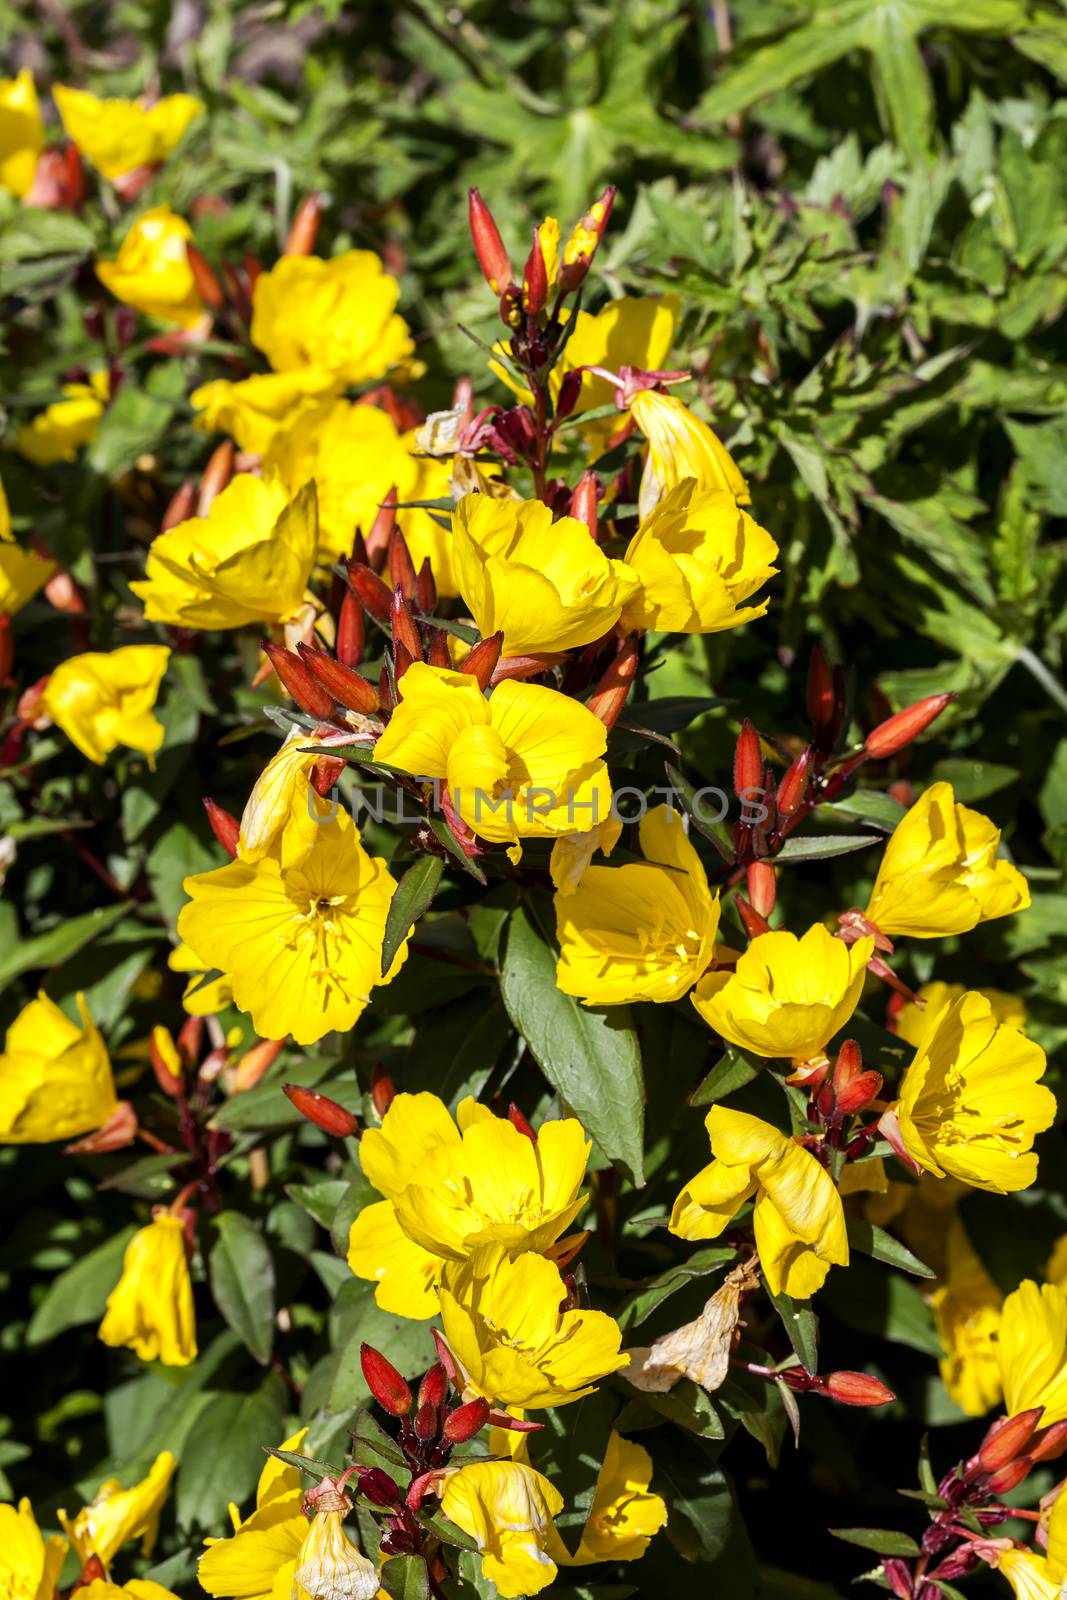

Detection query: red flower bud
xmin=390 ymin=585 xmax=422 ymax=660
xmin=283 ymin=1084 xmax=360 ymax=1138
xmin=736 ymin=898 xmax=772 ymax=941
xmin=978 ymin=1408 xmax=1043 ymax=1472
xmin=835 ymin=1069 xmax=883 ymax=1117
xmin=414 ymin=1402 xmax=438 ymax=1441
xmin=389 ymin=529 xmax=417 ymax=603
xmin=365 ymin=487 xmax=397 ymax=572
xmin=346 ymin=562 xmax=393 ymax=624
xmin=807 ymin=645 xmax=835 ymax=737
xmin=833 ymin=1038 xmax=863 ymax=1089
xmin=185 ymin=244 xmax=224 ymax=310
xmin=443 ymin=1397 xmax=490 ymax=1443
xmin=284 ymin=193 xmax=324 ymax=256
xmin=824 ymin=1372 xmax=896 ymax=1407
xmin=361 ymin=1343 xmax=413 ymax=1416
xmin=71 ymin=1555 xmax=107 ymax=1595
xmin=984 ymin=1456 xmax=1033 ymax=1496
xmin=418 ymin=1364 xmax=449 ymax=1409
xmin=468 ymin=189 xmax=513 ymax=296
xmin=231 ymin=1037 xmax=284 ymax=1093
xmin=358 ymin=1467 xmax=400 ymax=1507
xmin=882 ymin=1559 xmax=914 ymax=1600
xmin=522 ymin=227 xmax=548 ymax=315
xmin=197 ymin=439 xmax=234 ymax=516
xmin=486 ymin=1409 xmax=545 ymax=1432
xmin=588 ymin=634 xmax=639 ymax=731
xmin=865 ymin=694 xmax=955 ymax=760
xmin=570 ymin=472 xmax=600 ymax=540
xmin=556 ymin=368 xmax=584 ymax=422
xmin=415 ymin=558 xmax=437 ymax=617
xmin=427 ymin=629 xmax=451 ymax=668
xmin=370 ymin=1063 xmax=395 ymax=1117
xmin=776 ymin=746 xmax=812 ymax=817
xmin=733 ymin=719 xmax=762 ymax=799
xmin=262 ymin=643 xmax=336 ymax=720
xmin=149 ymin=1026 xmax=184 ymax=1097
xmin=1029 ymin=1418 xmax=1067 ymax=1463
xmin=203 ymin=797 xmax=240 ymax=858
xmin=161 ymin=479 xmax=196 ymax=532
xmin=296 ymin=645 xmax=379 ymax=715
xmin=558 ymin=186 xmax=616 ymax=293
xmin=311 ymin=754 xmax=346 ymax=797
xmin=336 ymin=590 xmax=365 ymax=667
xmin=746 ymin=860 xmax=776 ymax=918
xmin=463 ymin=631 xmax=504 ymax=691
xmin=393 ymin=639 xmax=415 ymax=684
xmin=507 ymin=1103 xmax=537 ymax=1142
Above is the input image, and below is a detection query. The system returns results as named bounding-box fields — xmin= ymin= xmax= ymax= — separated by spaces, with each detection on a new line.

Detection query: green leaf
xmin=665 ymin=762 xmax=733 ymax=861
xmin=774 ymin=833 xmax=880 ymax=863
xmin=176 ymin=1374 xmax=287 ymax=1531
xmin=500 ymin=900 xmax=645 ymax=1184
xmin=263 ymin=1447 xmax=338 ymax=1483
xmin=0 ymin=901 xmax=133 ymax=994
xmin=690 ymin=1050 xmax=760 ymax=1107
xmin=380 ymin=1555 xmax=431 ymax=1600
xmin=846 ymin=1216 xmax=935 ymax=1279
xmin=380 ymin=855 xmax=444 ymax=976
xmin=829 ymin=1527 xmax=921 ymax=1557
xmin=86 ymin=382 xmax=181 ymax=482
xmin=25 ymin=1226 xmax=137 ymax=1346
xmin=766 ymin=1287 xmax=818 ymax=1372
xmin=208 ymin=1213 xmax=276 ymax=1365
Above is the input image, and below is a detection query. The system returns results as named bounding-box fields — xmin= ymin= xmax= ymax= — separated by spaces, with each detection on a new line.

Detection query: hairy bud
xmin=418 ymin=1364 xmax=449 ymax=1409
xmin=522 ymin=227 xmax=548 ymax=315
xmin=336 ymin=590 xmax=365 ymax=667
xmin=463 ymin=631 xmax=504 ymax=691
xmin=443 ymin=1397 xmax=490 ymax=1443
xmin=262 ymin=643 xmax=336 ymax=720
xmin=733 ymin=719 xmax=762 ymax=798
xmin=361 ymin=1343 xmax=413 ymax=1417
xmin=824 ymin=1371 xmax=896 ymax=1407
xmin=345 ymin=562 xmax=393 ymax=624
xmin=297 ymin=645 xmax=378 ymax=714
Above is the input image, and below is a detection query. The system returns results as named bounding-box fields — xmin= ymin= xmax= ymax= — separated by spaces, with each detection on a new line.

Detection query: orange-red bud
xmin=414 ymin=1402 xmax=438 ymax=1441
xmin=361 ymin=1343 xmax=413 ymax=1416
xmin=835 ymin=1069 xmax=882 ymax=1117
xmin=203 ymin=797 xmax=240 ymax=858
xmin=336 ymin=590 xmax=365 ymax=667
xmin=984 ymin=1457 xmax=1033 ymax=1496
xmin=865 ymin=693 xmax=955 ymax=760
xmin=746 ymin=860 xmax=776 ymax=919
xmin=186 ymin=244 xmax=224 ymax=310
xmin=558 ymin=186 xmax=616 ymax=292
xmin=197 ymin=439 xmax=234 ymax=516
xmin=587 ymin=634 xmax=638 ymax=731
xmin=737 ymin=898 xmax=771 ymax=941
xmin=418 ymin=1364 xmax=449 ymax=1409
xmin=522 ymin=227 xmax=548 ymax=315
xmin=371 ymin=1064 xmax=396 ymax=1117
xmin=468 ymin=189 xmax=513 ymax=295
xmin=463 ymin=631 xmax=504 ymax=691
xmin=776 ymin=746 xmax=812 ymax=817
xmin=824 ymin=1372 xmax=896 ymax=1407
xmin=427 ymin=629 xmax=451 ymax=668
xmin=391 ymin=585 xmax=422 ymax=661
xmin=978 ymin=1408 xmax=1043 ymax=1472
xmin=262 ymin=643 xmax=336 ymax=720
xmin=393 ymin=640 xmax=415 ymax=683
xmin=283 ymin=1084 xmax=360 ymax=1138
xmin=284 ymin=193 xmax=324 ymax=256
xmin=389 ymin=530 xmax=417 ymax=603
xmin=149 ymin=1026 xmax=184 ymax=1096
xmin=231 ymin=1037 xmax=284 ymax=1093
xmin=507 ymin=1103 xmax=537 ymax=1141
xmin=366 ymin=487 xmax=397 ymax=571
xmin=1029 ymin=1419 xmax=1067 ymax=1464
xmin=297 ymin=645 xmax=379 ymax=714
xmin=311 ymin=753 xmax=346 ymax=797
xmin=416 ymin=558 xmax=437 ymax=616
xmin=570 ymin=471 xmax=600 ymax=540
xmin=443 ymin=1397 xmax=490 ymax=1443
xmin=733 ymin=718 xmax=762 ymax=798
xmin=161 ymin=479 xmax=196 ymax=531
xmin=346 ymin=562 xmax=393 ymax=624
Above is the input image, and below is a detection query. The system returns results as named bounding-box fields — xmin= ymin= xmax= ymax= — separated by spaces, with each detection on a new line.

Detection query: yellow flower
xmin=998 ymin=1280 xmax=1067 ymax=1425
xmin=292 ymin=1509 xmax=378 ymax=1600
xmin=131 ymin=477 xmax=318 ymax=629
xmin=0 ymin=1497 xmax=67 ymax=1600
xmin=555 ymin=802 xmax=720 ymax=1004
xmin=16 ymin=371 xmax=110 ymax=466
xmin=864 ymin=781 xmax=1030 ymax=939
xmin=991 ymin=1492 xmax=1067 ymax=1600
xmin=250 ymin=251 xmax=413 ymax=386
xmin=98 ymin=1214 xmax=197 ymax=1366
xmin=0 ymin=69 xmax=43 ymax=198
xmin=619 ymin=479 xmax=778 ymax=634
xmin=0 ymin=991 xmax=116 ymax=1144
xmin=629 ymin=389 xmax=749 ymax=519
xmin=440 ymin=1461 xmax=564 ymax=1599
xmin=42 ymin=644 xmax=170 ymax=766
xmin=347 ymin=1092 xmax=589 ymax=1316
xmin=548 ymin=815 xmax=622 ymax=896
xmin=238 ymin=729 xmax=356 ymax=869
xmin=79 ymin=1581 xmax=181 ymax=1600
xmin=0 ymin=543 xmax=54 ymax=615
xmin=893 ymin=990 xmax=1054 ymax=1193
xmin=198 ymin=1429 xmax=309 ymax=1600
xmin=930 ymin=1216 xmax=1003 ymax=1416
xmin=53 ymin=85 xmax=203 ymax=180
xmin=60 ymin=1451 xmax=176 ymax=1568
xmin=373 ymin=662 xmax=612 ymax=854
xmin=692 ymin=925 xmax=873 ymax=1067
xmin=450 ymin=492 xmax=639 ymax=656
xmin=670 ymin=1106 xmax=849 ymax=1299
xmin=190 ymin=370 xmax=345 ymax=457
xmin=896 ymin=981 xmax=1027 ymax=1047
xmin=167 ymin=941 xmax=233 ymax=1017
xmin=1047 ymin=1236 xmax=1067 ymax=1293
xmin=439 ymin=1245 xmax=626 ymax=1408
xmin=552 ymin=1432 xmax=666 ymax=1565
xmin=177 ymin=798 xmax=406 ymax=1046
xmin=96 ymin=207 xmax=204 ymax=328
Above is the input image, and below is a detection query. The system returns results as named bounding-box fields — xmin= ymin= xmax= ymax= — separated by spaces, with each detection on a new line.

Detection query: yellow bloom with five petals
xmin=59 ymin=1451 xmax=176 ymax=1568
xmin=555 ymin=803 xmax=720 ymax=1004
xmin=0 ymin=70 xmax=43 ymax=198
xmin=251 ymin=251 xmax=413 ymax=387
xmin=53 ymin=85 xmax=203 ymax=180
xmin=43 ymin=644 xmax=171 ymax=766
xmin=16 ymin=371 xmax=110 ymax=466
xmin=0 ymin=991 xmax=116 ymax=1144
xmin=670 ymin=1106 xmax=849 ymax=1299
xmin=998 ymin=1280 xmax=1067 ymax=1426
xmin=629 ymin=389 xmax=749 ymax=519
xmin=692 ymin=924 xmax=873 ymax=1066
xmin=896 ymin=981 xmax=1027 ymax=1047
xmin=440 ymin=1460 xmax=564 ymax=1599
xmin=131 ymin=477 xmax=318 ymax=629
xmin=893 ymin=990 xmax=1053 ymax=1193
xmin=96 ymin=207 xmax=204 ymax=328
xmin=374 ymin=662 xmax=612 ymax=854
xmin=198 ymin=1429 xmax=310 ymax=1600
xmin=864 ymin=781 xmax=1030 ymax=938
xmin=0 ymin=1496 xmax=67 ymax=1600
xmin=451 ymin=492 xmax=639 ymax=656
xmin=98 ymin=1214 xmax=197 ymax=1366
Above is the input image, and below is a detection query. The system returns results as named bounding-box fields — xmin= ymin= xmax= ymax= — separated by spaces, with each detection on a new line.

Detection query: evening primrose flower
xmin=670 ymin=1106 xmax=849 ymax=1299
xmin=16 ymin=371 xmax=109 ymax=465
xmin=96 ymin=207 xmax=204 ymax=328
xmin=691 ymin=925 xmax=873 ymax=1067
xmin=440 ymin=1460 xmax=564 ymax=1599
xmin=0 ymin=69 xmax=43 ymax=197
xmin=451 ymin=492 xmax=639 ymax=656
xmin=78 ymin=1581 xmax=181 ymax=1600
xmin=896 ymin=981 xmax=1027 ymax=1047
xmin=177 ymin=799 xmax=406 ymax=1046
xmin=42 ymin=644 xmax=171 ymax=766
xmin=619 ymin=479 xmax=778 ymax=635
xmin=250 ymin=251 xmax=414 ymax=386
xmin=931 ymin=1215 xmax=1003 ymax=1416
xmin=292 ymin=1505 xmax=378 ymax=1600
xmin=237 ymin=728 xmax=360 ymax=870
xmin=98 ymin=1213 xmax=197 ymax=1366
xmin=892 ymin=991 xmax=1054 ymax=1193
xmin=997 ymin=1280 xmax=1067 ymax=1425
xmin=167 ymin=941 xmax=232 ymax=1017
xmin=130 ymin=477 xmax=318 ymax=629
xmin=0 ymin=1497 xmax=66 ymax=1600
xmin=0 ymin=991 xmax=116 ymax=1144
xmin=374 ymin=662 xmax=612 ymax=855
xmin=555 ymin=802 xmax=720 ymax=1004
xmin=0 ymin=542 xmax=55 ymax=615
xmin=60 ymin=1451 xmax=176 ymax=1568
xmin=630 ymin=389 xmax=749 ymax=518
xmin=53 ymin=85 xmax=203 ymax=180
xmin=198 ymin=1429 xmax=309 ymax=1600
xmin=864 ymin=781 xmax=1030 ymax=938
xmin=552 ymin=1433 xmax=666 ymax=1566
xmin=190 ymin=370 xmax=342 ymax=457
xmin=992 ymin=1491 xmax=1067 ymax=1599
xmin=439 ymin=1245 xmax=626 ymax=1408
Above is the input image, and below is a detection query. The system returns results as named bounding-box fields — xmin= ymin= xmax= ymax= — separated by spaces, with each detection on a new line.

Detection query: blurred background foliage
xmin=2 ymin=1 xmax=1067 ymax=1596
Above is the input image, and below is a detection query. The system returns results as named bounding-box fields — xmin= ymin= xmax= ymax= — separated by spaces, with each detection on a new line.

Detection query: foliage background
xmin=2 ymin=0 xmax=1067 ymax=1595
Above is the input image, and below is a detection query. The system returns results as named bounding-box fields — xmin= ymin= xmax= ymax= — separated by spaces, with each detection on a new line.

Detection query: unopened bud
xmin=393 ymin=639 xmax=415 ymax=683
xmin=556 ymin=368 xmax=584 ymax=422
xmin=336 ymin=591 xmax=365 ymax=667
xmin=203 ymin=797 xmax=240 ymax=858
xmin=468 ymin=189 xmax=513 ymax=296
xmin=197 ymin=439 xmax=234 ymax=516
xmin=358 ymin=1467 xmax=399 ymax=1507
xmin=414 ymin=1402 xmax=438 ymax=1441
xmin=588 ymin=634 xmax=638 ymax=731
xmin=296 ymin=645 xmax=378 ymax=714
xmin=390 ymin=585 xmax=422 ymax=659
xmin=747 ymin=860 xmax=776 ymax=919
xmin=370 ymin=1064 xmax=395 ymax=1117
xmin=283 ymin=1084 xmax=360 ymax=1138
xmin=522 ymin=227 xmax=548 ymax=315
xmin=365 ymin=487 xmax=397 ymax=571
xmin=427 ymin=629 xmax=451 ymax=668
xmin=463 ymin=631 xmax=504 ymax=691
xmin=346 ymin=562 xmax=393 ymax=624
xmin=71 ymin=1556 xmax=107 ymax=1595
xmin=262 ymin=643 xmax=336 ymax=720
xmin=360 ymin=1343 xmax=412 ymax=1416
xmin=418 ymin=1364 xmax=449 ymax=1409
xmin=978 ymin=1408 xmax=1043 ymax=1472
xmin=311 ymin=753 xmax=346 ymax=797
xmin=1028 ymin=1418 xmax=1067 ymax=1464
xmin=984 ymin=1456 xmax=1033 ymax=1496
xmin=507 ymin=1103 xmax=536 ymax=1141
xmin=865 ymin=694 xmax=954 ymax=760
xmin=161 ymin=479 xmax=196 ymax=531
xmin=558 ymin=185 xmax=616 ymax=293
xmin=443 ymin=1396 xmax=490 ymax=1443
xmin=882 ymin=1559 xmax=914 ymax=1600
xmin=570 ymin=472 xmax=600 ymax=540
xmin=388 ymin=530 xmax=417 ymax=602
xmin=415 ymin=558 xmax=437 ymax=617
xmin=835 ymin=1069 xmax=882 ymax=1117
xmin=186 ymin=244 xmax=224 ymax=310
xmin=824 ymin=1372 xmax=896 ymax=1407
xmin=776 ymin=746 xmax=812 ymax=817
xmin=733 ymin=719 xmax=762 ymax=798
xmin=736 ymin=898 xmax=772 ymax=940
xmin=284 ymin=193 xmax=324 ymax=256
xmin=231 ymin=1037 xmax=284 ymax=1094
xmin=150 ymin=1026 xmax=184 ymax=1096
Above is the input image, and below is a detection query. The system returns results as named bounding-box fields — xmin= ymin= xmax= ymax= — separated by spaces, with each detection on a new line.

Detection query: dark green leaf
xmin=380 ymin=855 xmax=444 ymax=976
xmin=208 ymin=1212 xmax=276 ymax=1365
